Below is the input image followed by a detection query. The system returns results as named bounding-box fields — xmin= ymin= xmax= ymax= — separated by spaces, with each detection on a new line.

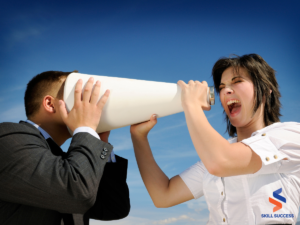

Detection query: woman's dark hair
xmin=212 ymin=54 xmax=281 ymax=137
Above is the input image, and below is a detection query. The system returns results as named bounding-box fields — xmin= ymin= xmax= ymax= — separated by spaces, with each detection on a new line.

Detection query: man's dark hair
xmin=212 ymin=54 xmax=282 ymax=137
xmin=24 ymin=71 xmax=73 ymax=118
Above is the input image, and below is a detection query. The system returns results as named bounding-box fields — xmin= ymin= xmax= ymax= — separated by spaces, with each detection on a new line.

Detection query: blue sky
xmin=1 ymin=0 xmax=300 ymax=224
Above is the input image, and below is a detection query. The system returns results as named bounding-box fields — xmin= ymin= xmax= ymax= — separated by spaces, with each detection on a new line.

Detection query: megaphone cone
xmin=63 ymin=73 xmax=214 ymax=133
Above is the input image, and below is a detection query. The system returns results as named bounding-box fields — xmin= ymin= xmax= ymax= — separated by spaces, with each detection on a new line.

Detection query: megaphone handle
xmin=207 ymin=86 xmax=215 ymax=105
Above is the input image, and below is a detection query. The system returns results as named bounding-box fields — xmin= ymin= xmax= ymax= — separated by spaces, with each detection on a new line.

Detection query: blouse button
xmin=221 ymin=191 xmax=223 ymax=195
xmin=223 ymin=218 xmax=226 ymax=222
xmin=266 ymin=157 xmax=270 ymax=161
xmin=274 ymin=155 xmax=278 ymax=159
xmin=262 ymin=133 xmax=266 ymax=136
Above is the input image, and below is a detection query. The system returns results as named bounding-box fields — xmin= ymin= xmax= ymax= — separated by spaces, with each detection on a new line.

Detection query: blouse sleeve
xmin=241 ymin=124 xmax=300 ymax=175
xmin=179 ymin=161 xmax=206 ymax=199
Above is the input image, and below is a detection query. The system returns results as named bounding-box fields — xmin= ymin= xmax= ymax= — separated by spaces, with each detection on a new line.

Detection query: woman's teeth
xmin=227 ymin=100 xmax=240 ymax=106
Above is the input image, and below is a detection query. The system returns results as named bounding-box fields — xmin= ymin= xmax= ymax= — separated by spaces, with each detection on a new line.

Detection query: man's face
xmin=52 ymin=78 xmax=68 ymax=126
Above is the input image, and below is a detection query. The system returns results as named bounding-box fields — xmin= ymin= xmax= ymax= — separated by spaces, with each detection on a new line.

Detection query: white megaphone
xmin=63 ymin=73 xmax=215 ymax=133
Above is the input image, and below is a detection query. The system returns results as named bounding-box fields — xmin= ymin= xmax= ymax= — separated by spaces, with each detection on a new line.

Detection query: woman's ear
xmin=270 ymin=89 xmax=272 ymax=94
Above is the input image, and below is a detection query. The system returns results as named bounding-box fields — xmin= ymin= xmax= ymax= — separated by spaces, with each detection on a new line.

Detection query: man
xmin=0 ymin=71 xmax=130 ymax=225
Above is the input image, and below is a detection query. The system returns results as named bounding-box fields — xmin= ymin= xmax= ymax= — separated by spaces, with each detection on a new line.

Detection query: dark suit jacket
xmin=0 ymin=121 xmax=130 ymax=225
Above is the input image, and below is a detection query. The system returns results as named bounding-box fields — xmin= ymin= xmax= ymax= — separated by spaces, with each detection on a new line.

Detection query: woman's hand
xmin=130 ymin=114 xmax=157 ymax=139
xmin=177 ymin=80 xmax=211 ymax=111
xmin=98 ymin=131 xmax=110 ymax=143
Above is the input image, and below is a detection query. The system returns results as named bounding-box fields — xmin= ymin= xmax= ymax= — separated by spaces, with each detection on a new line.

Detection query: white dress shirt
xmin=180 ymin=122 xmax=300 ymax=225
xmin=26 ymin=120 xmax=116 ymax=162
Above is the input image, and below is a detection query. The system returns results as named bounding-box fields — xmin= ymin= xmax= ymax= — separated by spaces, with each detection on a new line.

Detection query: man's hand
xmin=130 ymin=114 xmax=157 ymax=139
xmin=58 ymin=77 xmax=110 ymax=132
xmin=98 ymin=131 xmax=110 ymax=143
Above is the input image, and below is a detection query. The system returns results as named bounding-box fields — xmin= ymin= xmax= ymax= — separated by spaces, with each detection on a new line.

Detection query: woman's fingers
xmin=149 ymin=114 xmax=158 ymax=127
xmin=201 ymin=80 xmax=208 ymax=87
xmin=130 ymin=114 xmax=157 ymax=137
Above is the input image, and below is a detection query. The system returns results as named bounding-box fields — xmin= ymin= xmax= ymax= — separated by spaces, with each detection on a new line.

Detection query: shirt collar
xmin=26 ymin=120 xmax=52 ymax=139
xmin=250 ymin=122 xmax=282 ymax=137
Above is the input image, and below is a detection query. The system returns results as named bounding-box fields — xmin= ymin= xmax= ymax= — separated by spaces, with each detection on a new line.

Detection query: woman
xmin=130 ymin=54 xmax=300 ymax=225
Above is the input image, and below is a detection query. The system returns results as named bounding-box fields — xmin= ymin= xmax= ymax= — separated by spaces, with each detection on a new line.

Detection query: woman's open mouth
xmin=227 ymin=99 xmax=241 ymax=117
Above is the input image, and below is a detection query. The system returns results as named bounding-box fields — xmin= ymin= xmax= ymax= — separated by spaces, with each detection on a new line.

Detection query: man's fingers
xmin=97 ymin=89 xmax=110 ymax=109
xmin=58 ymin=100 xmax=68 ymax=122
xmin=74 ymin=79 xmax=83 ymax=105
xmin=83 ymin=77 xmax=94 ymax=102
xmin=177 ymin=80 xmax=186 ymax=88
xmin=90 ymin=80 xmax=101 ymax=104
xmin=188 ymin=80 xmax=194 ymax=85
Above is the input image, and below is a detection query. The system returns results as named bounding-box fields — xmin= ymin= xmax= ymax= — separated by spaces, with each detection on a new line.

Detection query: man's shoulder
xmin=0 ymin=121 xmax=41 ymax=138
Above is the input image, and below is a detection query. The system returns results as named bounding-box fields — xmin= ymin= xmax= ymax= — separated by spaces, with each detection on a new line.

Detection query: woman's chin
xmin=229 ymin=117 xmax=244 ymax=128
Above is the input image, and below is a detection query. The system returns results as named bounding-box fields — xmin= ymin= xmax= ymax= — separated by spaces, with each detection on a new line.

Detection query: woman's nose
xmin=224 ymin=87 xmax=233 ymax=95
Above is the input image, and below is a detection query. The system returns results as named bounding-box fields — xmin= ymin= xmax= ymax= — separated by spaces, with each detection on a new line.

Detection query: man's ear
xmin=43 ymin=95 xmax=56 ymax=113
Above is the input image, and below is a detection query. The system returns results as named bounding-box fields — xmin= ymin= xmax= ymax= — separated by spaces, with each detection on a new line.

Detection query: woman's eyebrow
xmin=220 ymin=76 xmax=242 ymax=85
xmin=232 ymin=76 xmax=242 ymax=81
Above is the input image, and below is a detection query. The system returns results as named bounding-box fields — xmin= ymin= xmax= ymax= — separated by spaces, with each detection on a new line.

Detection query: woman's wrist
xmin=183 ymin=102 xmax=203 ymax=114
xmin=131 ymin=133 xmax=149 ymax=142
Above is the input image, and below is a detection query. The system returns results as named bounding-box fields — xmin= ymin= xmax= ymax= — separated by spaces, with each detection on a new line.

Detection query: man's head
xmin=25 ymin=71 xmax=72 ymax=119
xmin=212 ymin=54 xmax=282 ymax=137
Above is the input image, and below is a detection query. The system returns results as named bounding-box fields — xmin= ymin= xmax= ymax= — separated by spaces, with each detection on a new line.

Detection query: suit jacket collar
xmin=19 ymin=121 xmax=65 ymax=157
xmin=25 ymin=120 xmax=51 ymax=139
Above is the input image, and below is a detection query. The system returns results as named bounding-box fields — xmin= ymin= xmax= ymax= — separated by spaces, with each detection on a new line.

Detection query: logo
xmin=269 ymin=188 xmax=286 ymax=212
xmin=261 ymin=188 xmax=294 ymax=218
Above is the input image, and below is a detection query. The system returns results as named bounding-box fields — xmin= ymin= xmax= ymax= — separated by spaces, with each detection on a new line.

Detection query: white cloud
xmin=0 ymin=104 xmax=26 ymax=122
xmin=153 ymin=215 xmax=195 ymax=224
xmin=0 ymin=85 xmax=26 ymax=97
xmin=185 ymin=197 xmax=208 ymax=212
xmin=10 ymin=27 xmax=42 ymax=43
xmin=155 ymin=149 xmax=198 ymax=159
xmin=90 ymin=216 xmax=153 ymax=225
xmin=151 ymin=121 xmax=187 ymax=135
xmin=126 ymin=170 xmax=144 ymax=187
xmin=206 ymin=111 xmax=222 ymax=119
xmin=4 ymin=25 xmax=45 ymax=48
xmin=110 ymin=135 xmax=133 ymax=151
xmin=8 ymin=85 xmax=26 ymax=92
xmin=90 ymin=215 xmax=197 ymax=225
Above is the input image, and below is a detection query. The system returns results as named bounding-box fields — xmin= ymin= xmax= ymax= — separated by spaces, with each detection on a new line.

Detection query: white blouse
xmin=179 ymin=122 xmax=300 ymax=225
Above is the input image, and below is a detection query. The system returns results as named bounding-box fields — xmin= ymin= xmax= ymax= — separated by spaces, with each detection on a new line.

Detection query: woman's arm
xmin=177 ymin=80 xmax=262 ymax=177
xmin=130 ymin=115 xmax=194 ymax=208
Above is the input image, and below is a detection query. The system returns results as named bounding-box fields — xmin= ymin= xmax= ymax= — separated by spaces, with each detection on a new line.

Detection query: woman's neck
xmin=236 ymin=105 xmax=265 ymax=142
